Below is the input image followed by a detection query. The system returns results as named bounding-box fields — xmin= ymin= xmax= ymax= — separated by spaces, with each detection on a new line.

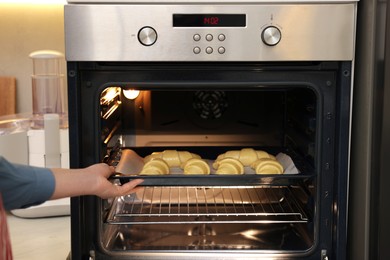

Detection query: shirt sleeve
xmin=0 ymin=156 xmax=55 ymax=211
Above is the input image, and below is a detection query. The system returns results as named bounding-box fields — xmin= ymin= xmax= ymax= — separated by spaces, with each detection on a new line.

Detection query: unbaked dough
xmin=144 ymin=150 xmax=201 ymax=167
xmin=182 ymin=158 xmax=210 ymax=175
xmin=141 ymin=150 xmax=207 ymax=175
xmin=213 ymin=148 xmax=284 ymax=175
xmin=139 ymin=158 xmax=170 ymax=175
xmin=213 ymin=148 xmax=272 ymax=168
xmin=214 ymin=158 xmax=245 ymax=175
xmin=251 ymin=158 xmax=284 ymax=174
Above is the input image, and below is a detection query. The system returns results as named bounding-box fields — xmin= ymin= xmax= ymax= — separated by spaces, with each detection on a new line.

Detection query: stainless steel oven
xmin=64 ymin=1 xmax=357 ymax=259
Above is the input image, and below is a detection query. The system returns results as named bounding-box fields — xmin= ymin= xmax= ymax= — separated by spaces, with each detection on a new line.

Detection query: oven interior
xmin=69 ymin=62 xmax=349 ymax=257
xmin=100 ymin=88 xmax=318 ymax=253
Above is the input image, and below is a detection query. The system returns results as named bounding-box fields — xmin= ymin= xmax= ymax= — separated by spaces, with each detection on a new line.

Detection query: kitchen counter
xmin=7 ymin=213 xmax=70 ymax=260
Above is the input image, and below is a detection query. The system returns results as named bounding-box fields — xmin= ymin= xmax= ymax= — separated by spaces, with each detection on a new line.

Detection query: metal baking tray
xmin=110 ymin=149 xmax=312 ymax=186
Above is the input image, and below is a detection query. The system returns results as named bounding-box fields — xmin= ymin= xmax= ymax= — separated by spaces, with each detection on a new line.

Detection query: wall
xmin=0 ymin=4 xmax=65 ymax=113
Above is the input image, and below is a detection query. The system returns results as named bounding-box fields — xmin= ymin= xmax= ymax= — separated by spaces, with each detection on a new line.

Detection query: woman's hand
xmin=50 ymin=163 xmax=144 ymax=200
xmin=85 ymin=163 xmax=144 ymax=199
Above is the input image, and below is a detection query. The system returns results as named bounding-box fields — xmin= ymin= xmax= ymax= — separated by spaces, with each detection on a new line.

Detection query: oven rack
xmin=106 ymin=186 xmax=309 ymax=224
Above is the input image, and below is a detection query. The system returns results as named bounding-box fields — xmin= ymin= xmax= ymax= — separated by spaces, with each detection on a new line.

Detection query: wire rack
xmin=106 ymin=186 xmax=308 ymax=224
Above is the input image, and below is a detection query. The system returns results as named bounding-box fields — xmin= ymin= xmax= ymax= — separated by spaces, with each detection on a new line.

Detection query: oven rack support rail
xmin=106 ymin=186 xmax=309 ymax=224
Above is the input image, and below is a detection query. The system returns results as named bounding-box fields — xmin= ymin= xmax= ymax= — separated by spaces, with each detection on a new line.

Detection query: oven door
xmin=67 ymin=61 xmax=351 ymax=260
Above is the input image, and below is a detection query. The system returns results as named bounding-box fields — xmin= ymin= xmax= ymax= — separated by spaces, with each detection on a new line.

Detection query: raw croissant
xmin=139 ymin=158 xmax=170 ymax=175
xmin=213 ymin=148 xmax=284 ymax=175
xmin=213 ymin=148 xmax=273 ymax=168
xmin=214 ymin=158 xmax=244 ymax=175
xmin=251 ymin=158 xmax=284 ymax=174
xmin=182 ymin=158 xmax=210 ymax=175
xmin=144 ymin=150 xmax=201 ymax=167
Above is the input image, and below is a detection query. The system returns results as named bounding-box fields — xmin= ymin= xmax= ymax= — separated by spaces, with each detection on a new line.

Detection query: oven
xmin=64 ymin=1 xmax=357 ymax=259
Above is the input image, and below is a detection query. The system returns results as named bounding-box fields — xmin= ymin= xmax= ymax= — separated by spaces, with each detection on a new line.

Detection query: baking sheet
xmin=111 ymin=149 xmax=311 ymax=186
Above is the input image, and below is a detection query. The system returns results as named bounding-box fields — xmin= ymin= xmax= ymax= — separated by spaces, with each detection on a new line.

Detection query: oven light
xmin=123 ymin=89 xmax=140 ymax=100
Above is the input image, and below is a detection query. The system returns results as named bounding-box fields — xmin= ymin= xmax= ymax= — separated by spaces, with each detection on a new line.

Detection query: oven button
xmin=218 ymin=34 xmax=226 ymax=41
xmin=218 ymin=47 xmax=225 ymax=54
xmin=261 ymin=26 xmax=281 ymax=46
xmin=193 ymin=34 xmax=201 ymax=41
xmin=206 ymin=47 xmax=213 ymax=54
xmin=138 ymin=26 xmax=157 ymax=46
xmin=206 ymin=34 xmax=213 ymax=41
xmin=193 ymin=46 xmax=201 ymax=54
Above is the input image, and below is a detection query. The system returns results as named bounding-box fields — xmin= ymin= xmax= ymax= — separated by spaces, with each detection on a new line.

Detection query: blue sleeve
xmin=0 ymin=156 xmax=55 ymax=210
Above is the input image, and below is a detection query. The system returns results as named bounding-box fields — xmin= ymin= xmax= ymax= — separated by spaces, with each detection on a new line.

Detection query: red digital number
xmin=204 ymin=17 xmax=219 ymax=25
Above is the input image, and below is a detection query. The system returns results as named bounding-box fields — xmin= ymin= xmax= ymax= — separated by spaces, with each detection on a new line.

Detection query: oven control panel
xmin=137 ymin=26 xmax=281 ymax=54
xmin=65 ymin=4 xmax=356 ymax=61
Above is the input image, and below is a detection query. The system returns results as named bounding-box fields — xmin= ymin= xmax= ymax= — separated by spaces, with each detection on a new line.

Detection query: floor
xmin=7 ymin=213 xmax=71 ymax=260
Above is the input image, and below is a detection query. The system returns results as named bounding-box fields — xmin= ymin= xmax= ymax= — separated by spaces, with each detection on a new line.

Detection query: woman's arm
xmin=50 ymin=163 xmax=143 ymax=200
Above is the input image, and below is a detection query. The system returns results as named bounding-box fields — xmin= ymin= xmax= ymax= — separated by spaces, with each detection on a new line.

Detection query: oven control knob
xmin=138 ymin=26 xmax=157 ymax=46
xmin=261 ymin=26 xmax=281 ymax=46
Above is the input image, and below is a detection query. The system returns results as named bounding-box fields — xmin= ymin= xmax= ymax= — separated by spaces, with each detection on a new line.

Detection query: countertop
xmin=7 ymin=213 xmax=71 ymax=260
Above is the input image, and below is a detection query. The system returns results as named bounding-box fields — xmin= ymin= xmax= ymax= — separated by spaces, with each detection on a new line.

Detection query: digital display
xmin=173 ymin=14 xmax=246 ymax=27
